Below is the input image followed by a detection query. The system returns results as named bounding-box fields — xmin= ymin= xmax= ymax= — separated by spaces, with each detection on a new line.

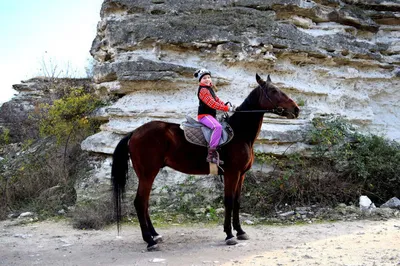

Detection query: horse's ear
xmin=267 ymin=75 xmax=271 ymax=82
xmin=256 ymin=73 xmax=263 ymax=84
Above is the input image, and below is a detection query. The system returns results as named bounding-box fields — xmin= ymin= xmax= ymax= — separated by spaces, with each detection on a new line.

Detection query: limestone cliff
xmin=79 ymin=0 xmax=399 ymax=200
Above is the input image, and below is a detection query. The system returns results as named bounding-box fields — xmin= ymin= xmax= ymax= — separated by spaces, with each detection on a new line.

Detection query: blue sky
xmin=0 ymin=0 xmax=103 ymax=103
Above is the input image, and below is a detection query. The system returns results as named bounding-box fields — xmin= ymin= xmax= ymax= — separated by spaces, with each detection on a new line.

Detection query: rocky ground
xmin=1 ymin=217 xmax=400 ymax=266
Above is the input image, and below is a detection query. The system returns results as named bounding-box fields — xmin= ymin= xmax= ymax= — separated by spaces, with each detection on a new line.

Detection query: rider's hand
xmin=228 ymin=105 xmax=236 ymax=112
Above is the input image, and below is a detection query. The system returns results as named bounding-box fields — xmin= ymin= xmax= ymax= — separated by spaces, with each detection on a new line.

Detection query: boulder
xmin=381 ymin=197 xmax=400 ymax=209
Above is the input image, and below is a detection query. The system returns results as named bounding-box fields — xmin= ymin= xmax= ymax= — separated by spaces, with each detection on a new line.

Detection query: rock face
xmin=0 ymin=77 xmax=92 ymax=143
xmin=79 ymin=0 xmax=399 ymax=201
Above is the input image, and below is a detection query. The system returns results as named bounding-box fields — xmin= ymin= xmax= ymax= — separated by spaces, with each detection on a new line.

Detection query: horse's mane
xmin=227 ymin=86 xmax=264 ymax=141
xmin=239 ymin=85 xmax=262 ymax=110
xmin=228 ymin=85 xmax=262 ymax=120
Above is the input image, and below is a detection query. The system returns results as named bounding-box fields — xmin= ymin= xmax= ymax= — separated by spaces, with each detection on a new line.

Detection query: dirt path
xmin=1 ymin=218 xmax=400 ymax=266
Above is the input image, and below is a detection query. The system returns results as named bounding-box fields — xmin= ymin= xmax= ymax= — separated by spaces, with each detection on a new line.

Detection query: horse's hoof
xmin=225 ymin=238 xmax=238 ymax=245
xmin=237 ymin=233 xmax=249 ymax=240
xmin=153 ymin=235 xmax=163 ymax=243
xmin=147 ymin=244 xmax=160 ymax=252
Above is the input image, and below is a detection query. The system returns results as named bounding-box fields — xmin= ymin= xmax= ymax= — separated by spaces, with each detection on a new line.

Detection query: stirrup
xmin=210 ymin=157 xmax=224 ymax=165
xmin=207 ymin=149 xmax=224 ymax=165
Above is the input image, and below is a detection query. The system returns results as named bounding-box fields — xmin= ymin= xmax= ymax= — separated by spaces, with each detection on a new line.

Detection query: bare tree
xmin=38 ymin=51 xmax=80 ymax=80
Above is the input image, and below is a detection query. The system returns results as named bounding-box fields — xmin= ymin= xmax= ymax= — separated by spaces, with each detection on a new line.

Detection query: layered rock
xmin=79 ymin=0 xmax=399 ymax=200
xmin=0 ymin=77 xmax=91 ymax=142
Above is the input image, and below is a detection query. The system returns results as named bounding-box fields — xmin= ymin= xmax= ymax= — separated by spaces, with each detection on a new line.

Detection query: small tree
xmin=39 ymin=87 xmax=102 ymax=144
xmin=39 ymin=87 xmax=103 ymax=184
xmin=85 ymin=57 xmax=96 ymax=79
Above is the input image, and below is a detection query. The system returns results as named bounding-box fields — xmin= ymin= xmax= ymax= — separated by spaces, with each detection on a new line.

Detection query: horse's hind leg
xmin=146 ymin=211 xmax=162 ymax=243
xmin=233 ymin=174 xmax=249 ymax=240
xmin=134 ymin=180 xmax=159 ymax=250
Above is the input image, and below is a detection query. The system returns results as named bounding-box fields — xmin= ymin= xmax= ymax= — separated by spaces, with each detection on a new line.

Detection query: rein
xmin=233 ymin=108 xmax=283 ymax=114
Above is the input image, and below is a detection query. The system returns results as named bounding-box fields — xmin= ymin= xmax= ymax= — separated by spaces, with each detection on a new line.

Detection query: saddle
xmin=181 ymin=116 xmax=234 ymax=147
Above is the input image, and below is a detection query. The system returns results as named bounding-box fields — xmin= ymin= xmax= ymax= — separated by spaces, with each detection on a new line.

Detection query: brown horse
xmin=111 ymin=74 xmax=300 ymax=251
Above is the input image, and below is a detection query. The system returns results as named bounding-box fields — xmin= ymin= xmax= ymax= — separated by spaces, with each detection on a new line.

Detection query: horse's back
xmin=132 ymin=120 xmax=180 ymax=136
xmin=130 ymin=120 xmax=209 ymax=174
xmin=129 ymin=120 xmax=185 ymax=151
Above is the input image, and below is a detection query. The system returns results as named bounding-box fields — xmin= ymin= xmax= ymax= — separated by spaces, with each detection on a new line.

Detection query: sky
xmin=0 ymin=0 xmax=103 ymax=103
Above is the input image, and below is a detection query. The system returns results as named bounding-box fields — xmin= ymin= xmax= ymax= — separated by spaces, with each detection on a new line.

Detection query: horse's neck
xmin=228 ymin=99 xmax=264 ymax=147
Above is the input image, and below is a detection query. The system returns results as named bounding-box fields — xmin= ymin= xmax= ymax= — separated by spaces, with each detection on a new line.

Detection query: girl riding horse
xmin=194 ymin=68 xmax=236 ymax=165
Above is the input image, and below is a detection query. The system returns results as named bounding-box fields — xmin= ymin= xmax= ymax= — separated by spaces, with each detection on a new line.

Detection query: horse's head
xmin=256 ymin=74 xmax=300 ymax=119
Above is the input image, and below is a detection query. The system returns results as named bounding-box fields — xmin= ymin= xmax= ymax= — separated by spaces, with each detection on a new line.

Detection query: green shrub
xmin=0 ymin=128 xmax=10 ymax=145
xmin=39 ymin=87 xmax=103 ymax=145
xmin=247 ymin=116 xmax=400 ymax=214
xmin=244 ymin=157 xmax=357 ymax=215
xmin=297 ymin=98 xmax=305 ymax=107
xmin=308 ymin=116 xmax=355 ymax=158
xmin=308 ymin=116 xmax=400 ymax=203
xmin=343 ymin=134 xmax=400 ymax=202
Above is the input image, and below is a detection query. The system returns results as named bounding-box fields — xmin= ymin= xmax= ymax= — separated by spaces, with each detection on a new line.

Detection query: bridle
xmin=227 ymin=84 xmax=285 ymax=115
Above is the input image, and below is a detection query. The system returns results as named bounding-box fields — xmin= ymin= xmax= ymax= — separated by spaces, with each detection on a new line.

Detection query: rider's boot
xmin=207 ymin=148 xmax=224 ymax=165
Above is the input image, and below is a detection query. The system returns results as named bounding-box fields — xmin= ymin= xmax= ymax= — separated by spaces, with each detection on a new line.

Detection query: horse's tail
xmin=111 ymin=132 xmax=133 ymax=234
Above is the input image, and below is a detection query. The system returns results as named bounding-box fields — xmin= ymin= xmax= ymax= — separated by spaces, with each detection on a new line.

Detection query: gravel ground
xmin=1 ymin=218 xmax=400 ymax=266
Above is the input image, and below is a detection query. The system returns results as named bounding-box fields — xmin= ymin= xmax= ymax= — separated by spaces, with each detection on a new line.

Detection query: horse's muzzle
xmin=286 ymin=106 xmax=300 ymax=119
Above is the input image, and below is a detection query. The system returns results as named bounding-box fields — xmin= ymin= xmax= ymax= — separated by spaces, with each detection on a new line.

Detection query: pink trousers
xmin=198 ymin=115 xmax=222 ymax=148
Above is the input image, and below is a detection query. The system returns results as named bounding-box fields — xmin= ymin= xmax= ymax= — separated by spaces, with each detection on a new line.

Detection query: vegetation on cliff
xmin=0 ymin=83 xmax=103 ymax=219
xmin=244 ymin=117 xmax=400 ymax=216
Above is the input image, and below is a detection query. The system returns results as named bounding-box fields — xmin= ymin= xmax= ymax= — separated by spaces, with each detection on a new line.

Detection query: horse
xmin=111 ymin=73 xmax=300 ymax=251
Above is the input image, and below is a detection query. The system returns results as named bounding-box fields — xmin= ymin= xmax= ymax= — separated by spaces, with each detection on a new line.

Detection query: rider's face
xmin=200 ymin=75 xmax=212 ymax=86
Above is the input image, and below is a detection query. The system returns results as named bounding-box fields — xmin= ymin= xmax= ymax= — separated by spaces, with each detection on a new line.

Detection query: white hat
xmin=194 ymin=69 xmax=211 ymax=81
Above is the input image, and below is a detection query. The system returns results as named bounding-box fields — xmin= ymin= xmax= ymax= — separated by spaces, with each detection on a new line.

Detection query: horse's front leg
xmin=223 ymin=174 xmax=239 ymax=245
xmin=233 ymin=174 xmax=249 ymax=240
